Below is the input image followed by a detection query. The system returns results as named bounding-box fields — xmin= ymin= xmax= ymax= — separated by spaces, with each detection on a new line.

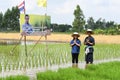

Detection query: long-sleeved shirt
xmin=22 ymin=23 xmax=33 ymax=34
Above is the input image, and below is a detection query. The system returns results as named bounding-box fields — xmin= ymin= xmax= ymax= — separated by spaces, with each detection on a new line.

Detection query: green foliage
xmin=37 ymin=62 xmax=120 ymax=80
xmin=94 ymin=29 xmax=105 ymax=34
xmin=86 ymin=17 xmax=95 ymax=30
xmin=85 ymin=17 xmax=120 ymax=35
xmin=0 ymin=75 xmax=29 ymax=80
xmin=0 ymin=6 xmax=20 ymax=32
xmin=72 ymin=5 xmax=85 ymax=32
xmin=94 ymin=28 xmax=120 ymax=35
xmin=50 ymin=24 xmax=72 ymax=32
xmin=0 ymin=12 xmax=3 ymax=29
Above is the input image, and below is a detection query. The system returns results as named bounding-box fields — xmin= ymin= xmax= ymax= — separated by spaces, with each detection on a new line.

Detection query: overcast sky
xmin=0 ymin=0 xmax=120 ymax=25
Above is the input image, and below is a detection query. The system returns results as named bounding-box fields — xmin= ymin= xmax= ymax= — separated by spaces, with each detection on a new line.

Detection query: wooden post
xmin=45 ymin=35 xmax=48 ymax=54
xmin=24 ymin=36 xmax=27 ymax=72
xmin=24 ymin=36 xmax=27 ymax=57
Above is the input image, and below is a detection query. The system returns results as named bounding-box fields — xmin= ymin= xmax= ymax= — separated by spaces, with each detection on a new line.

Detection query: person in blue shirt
xmin=70 ymin=32 xmax=81 ymax=68
xmin=84 ymin=29 xmax=95 ymax=68
xmin=21 ymin=14 xmax=33 ymax=36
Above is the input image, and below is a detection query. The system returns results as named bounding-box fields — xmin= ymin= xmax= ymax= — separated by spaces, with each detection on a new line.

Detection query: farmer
xmin=84 ymin=29 xmax=95 ymax=68
xmin=21 ymin=14 xmax=33 ymax=36
xmin=70 ymin=32 xmax=81 ymax=68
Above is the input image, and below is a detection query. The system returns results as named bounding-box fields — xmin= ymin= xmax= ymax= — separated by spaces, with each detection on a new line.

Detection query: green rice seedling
xmin=0 ymin=75 xmax=29 ymax=80
xmin=1 ymin=43 xmax=120 ymax=72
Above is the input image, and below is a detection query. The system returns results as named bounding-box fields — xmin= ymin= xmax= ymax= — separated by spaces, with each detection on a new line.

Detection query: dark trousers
xmin=85 ymin=53 xmax=93 ymax=64
xmin=72 ymin=53 xmax=79 ymax=63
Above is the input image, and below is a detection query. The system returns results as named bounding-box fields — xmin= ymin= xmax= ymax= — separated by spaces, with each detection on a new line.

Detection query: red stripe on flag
xmin=18 ymin=1 xmax=24 ymax=8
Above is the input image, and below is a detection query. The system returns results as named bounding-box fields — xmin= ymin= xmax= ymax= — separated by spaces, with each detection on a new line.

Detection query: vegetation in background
xmin=50 ymin=5 xmax=120 ymax=35
xmin=0 ymin=6 xmax=20 ymax=32
xmin=37 ymin=61 xmax=120 ymax=80
xmin=72 ymin=5 xmax=85 ymax=32
xmin=50 ymin=24 xmax=72 ymax=32
xmin=85 ymin=17 xmax=120 ymax=35
xmin=0 ymin=5 xmax=120 ymax=34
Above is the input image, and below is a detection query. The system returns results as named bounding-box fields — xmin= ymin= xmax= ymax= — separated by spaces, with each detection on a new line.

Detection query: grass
xmin=0 ymin=75 xmax=29 ymax=80
xmin=37 ymin=61 xmax=120 ymax=80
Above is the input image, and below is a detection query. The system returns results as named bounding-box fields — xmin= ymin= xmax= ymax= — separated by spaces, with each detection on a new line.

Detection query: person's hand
xmin=86 ymin=39 xmax=89 ymax=43
xmin=74 ymin=40 xmax=76 ymax=44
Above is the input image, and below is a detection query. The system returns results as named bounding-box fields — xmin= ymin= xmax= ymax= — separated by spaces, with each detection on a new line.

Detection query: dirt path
xmin=0 ymin=58 xmax=120 ymax=80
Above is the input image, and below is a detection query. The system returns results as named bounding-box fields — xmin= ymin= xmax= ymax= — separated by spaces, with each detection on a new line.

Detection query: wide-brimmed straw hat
xmin=86 ymin=29 xmax=94 ymax=34
xmin=72 ymin=32 xmax=80 ymax=37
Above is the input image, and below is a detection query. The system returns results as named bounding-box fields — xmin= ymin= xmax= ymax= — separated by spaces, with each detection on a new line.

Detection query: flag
xmin=37 ymin=0 xmax=47 ymax=7
xmin=18 ymin=1 xmax=25 ymax=13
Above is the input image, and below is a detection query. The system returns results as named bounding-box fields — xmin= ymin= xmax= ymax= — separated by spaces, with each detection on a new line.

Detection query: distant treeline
xmin=50 ymin=5 xmax=120 ymax=35
xmin=0 ymin=5 xmax=120 ymax=35
xmin=50 ymin=18 xmax=120 ymax=35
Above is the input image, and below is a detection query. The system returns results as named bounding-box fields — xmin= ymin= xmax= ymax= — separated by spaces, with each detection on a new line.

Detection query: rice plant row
xmin=0 ymin=43 xmax=120 ymax=72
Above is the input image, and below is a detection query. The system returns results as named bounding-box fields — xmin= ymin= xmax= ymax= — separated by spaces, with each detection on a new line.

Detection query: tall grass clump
xmin=37 ymin=61 xmax=120 ymax=80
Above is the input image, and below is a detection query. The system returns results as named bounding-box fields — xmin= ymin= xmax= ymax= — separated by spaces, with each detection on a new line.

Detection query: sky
xmin=0 ymin=0 xmax=120 ymax=25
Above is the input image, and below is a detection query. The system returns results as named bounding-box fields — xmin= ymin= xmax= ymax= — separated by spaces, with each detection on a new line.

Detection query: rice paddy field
xmin=0 ymin=43 xmax=120 ymax=71
xmin=0 ymin=33 xmax=120 ymax=79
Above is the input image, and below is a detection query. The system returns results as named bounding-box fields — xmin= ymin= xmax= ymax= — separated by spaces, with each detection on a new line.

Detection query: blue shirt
xmin=70 ymin=39 xmax=81 ymax=54
xmin=84 ymin=36 xmax=95 ymax=46
xmin=22 ymin=23 xmax=33 ymax=34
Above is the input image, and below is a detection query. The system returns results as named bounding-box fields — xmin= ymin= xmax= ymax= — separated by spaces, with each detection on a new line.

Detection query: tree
xmin=2 ymin=8 xmax=11 ymax=31
xmin=50 ymin=23 xmax=72 ymax=32
xmin=0 ymin=12 xmax=3 ymax=30
xmin=72 ymin=5 xmax=85 ymax=32
xmin=11 ymin=6 xmax=20 ymax=31
xmin=86 ymin=17 xmax=95 ymax=30
xmin=2 ymin=6 xmax=20 ymax=32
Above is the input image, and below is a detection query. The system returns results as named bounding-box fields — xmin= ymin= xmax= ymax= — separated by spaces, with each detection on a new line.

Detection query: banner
xmin=37 ymin=0 xmax=47 ymax=7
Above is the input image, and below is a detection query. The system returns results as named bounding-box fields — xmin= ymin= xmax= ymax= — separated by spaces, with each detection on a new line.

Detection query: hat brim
xmin=72 ymin=34 xmax=80 ymax=37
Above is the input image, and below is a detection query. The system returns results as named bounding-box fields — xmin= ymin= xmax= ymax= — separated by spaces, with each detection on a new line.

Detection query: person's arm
xmin=70 ymin=40 xmax=75 ymax=47
xmin=71 ymin=43 xmax=75 ymax=46
xmin=21 ymin=25 xmax=26 ymax=36
xmin=87 ymin=41 xmax=94 ymax=46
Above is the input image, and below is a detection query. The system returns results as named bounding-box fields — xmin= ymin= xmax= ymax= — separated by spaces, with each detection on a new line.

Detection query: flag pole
xmin=23 ymin=0 xmax=27 ymax=57
xmin=45 ymin=0 xmax=48 ymax=55
xmin=23 ymin=0 xmax=27 ymax=73
xmin=24 ymin=0 xmax=26 ymax=15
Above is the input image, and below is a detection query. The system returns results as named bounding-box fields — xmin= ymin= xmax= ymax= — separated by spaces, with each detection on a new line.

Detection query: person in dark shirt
xmin=70 ymin=32 xmax=81 ymax=67
xmin=84 ymin=29 xmax=95 ymax=68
